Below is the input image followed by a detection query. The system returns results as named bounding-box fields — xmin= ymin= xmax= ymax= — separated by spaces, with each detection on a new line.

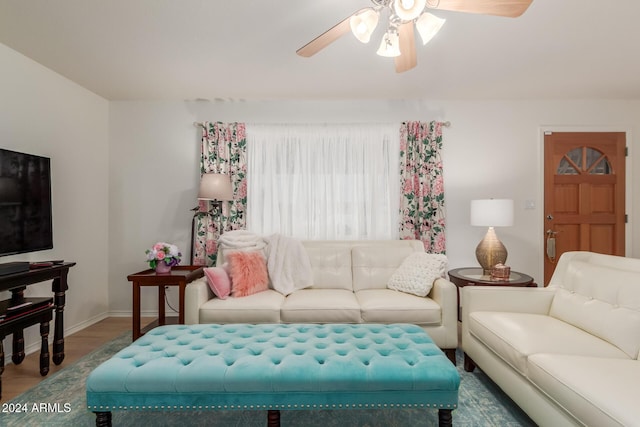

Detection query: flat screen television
xmin=0 ymin=148 xmax=53 ymax=257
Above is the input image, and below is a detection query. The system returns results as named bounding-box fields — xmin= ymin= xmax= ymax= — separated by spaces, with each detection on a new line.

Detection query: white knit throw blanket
xmin=263 ymin=234 xmax=313 ymax=296
xmin=217 ymin=230 xmax=267 ymax=253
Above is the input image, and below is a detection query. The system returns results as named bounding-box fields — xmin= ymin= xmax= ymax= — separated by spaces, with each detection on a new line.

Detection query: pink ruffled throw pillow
xmin=226 ymin=251 xmax=269 ymax=298
xmin=204 ymin=267 xmax=231 ymax=299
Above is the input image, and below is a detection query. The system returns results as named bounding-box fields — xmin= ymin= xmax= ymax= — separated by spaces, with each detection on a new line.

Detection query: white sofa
xmin=461 ymin=251 xmax=640 ymax=427
xmin=185 ymin=240 xmax=458 ymax=363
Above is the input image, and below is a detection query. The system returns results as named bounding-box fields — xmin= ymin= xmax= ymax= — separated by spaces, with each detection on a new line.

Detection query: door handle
xmin=546 ymin=235 xmax=556 ymax=262
xmin=545 ymin=229 xmax=560 ymax=263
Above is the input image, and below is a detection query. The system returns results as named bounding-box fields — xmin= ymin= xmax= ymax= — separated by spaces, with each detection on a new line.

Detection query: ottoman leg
xmin=267 ymin=409 xmax=280 ymax=427
xmin=438 ymin=409 xmax=453 ymax=427
xmin=94 ymin=411 xmax=112 ymax=427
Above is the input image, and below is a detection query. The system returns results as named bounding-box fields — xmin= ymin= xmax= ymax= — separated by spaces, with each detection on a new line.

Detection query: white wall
xmin=0 ymin=44 xmax=110 ymax=357
xmin=109 ymin=99 xmax=639 ymax=314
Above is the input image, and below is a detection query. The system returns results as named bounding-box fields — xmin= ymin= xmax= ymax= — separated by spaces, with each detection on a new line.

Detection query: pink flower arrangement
xmin=145 ymin=242 xmax=182 ymax=269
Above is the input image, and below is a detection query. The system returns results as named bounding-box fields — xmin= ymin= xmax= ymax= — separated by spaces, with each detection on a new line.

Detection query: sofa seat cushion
xmin=468 ymin=311 xmax=629 ymax=376
xmin=281 ymin=289 xmax=361 ymax=323
xmin=198 ymin=290 xmax=284 ymax=323
xmin=356 ymin=289 xmax=441 ymax=325
xmin=527 ymin=354 xmax=640 ymax=427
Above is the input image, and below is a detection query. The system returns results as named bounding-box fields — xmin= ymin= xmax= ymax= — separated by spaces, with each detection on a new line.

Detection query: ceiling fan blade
xmin=428 ymin=0 xmax=533 ymax=18
xmin=296 ymin=14 xmax=354 ymax=57
xmin=395 ymin=23 xmax=417 ymax=73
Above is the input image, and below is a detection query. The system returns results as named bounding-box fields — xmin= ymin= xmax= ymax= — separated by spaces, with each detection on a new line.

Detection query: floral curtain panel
xmin=192 ymin=122 xmax=247 ymax=266
xmin=399 ymin=121 xmax=446 ymax=253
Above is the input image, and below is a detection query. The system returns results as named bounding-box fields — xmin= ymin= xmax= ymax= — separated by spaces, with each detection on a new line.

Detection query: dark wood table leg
xmin=133 ymin=282 xmax=141 ymax=341
xmin=438 ymin=409 xmax=453 ymax=427
xmin=40 ymin=320 xmax=50 ymax=376
xmin=94 ymin=411 xmax=112 ymax=427
xmin=158 ymin=285 xmax=166 ymax=326
xmin=178 ymin=283 xmax=186 ymax=324
xmin=52 ymin=277 xmax=67 ymax=365
xmin=267 ymin=409 xmax=280 ymax=427
xmin=11 ymin=329 xmax=25 ymax=364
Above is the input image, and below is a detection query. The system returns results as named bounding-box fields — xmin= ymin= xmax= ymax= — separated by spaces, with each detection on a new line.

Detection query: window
xmin=246 ymin=124 xmax=399 ymax=239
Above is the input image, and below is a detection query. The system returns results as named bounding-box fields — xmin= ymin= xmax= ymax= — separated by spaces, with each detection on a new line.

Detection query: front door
xmin=543 ymin=132 xmax=626 ymax=285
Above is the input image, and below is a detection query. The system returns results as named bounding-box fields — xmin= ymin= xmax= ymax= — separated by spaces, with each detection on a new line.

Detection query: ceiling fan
xmin=296 ymin=0 xmax=533 ymax=73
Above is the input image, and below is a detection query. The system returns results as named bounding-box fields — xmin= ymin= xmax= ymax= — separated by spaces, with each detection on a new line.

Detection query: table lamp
xmin=470 ymin=199 xmax=514 ymax=275
xmin=189 ymin=173 xmax=233 ymax=264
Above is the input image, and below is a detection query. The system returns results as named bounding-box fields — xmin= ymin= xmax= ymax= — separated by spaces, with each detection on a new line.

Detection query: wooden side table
xmin=128 ymin=266 xmax=204 ymax=341
xmin=0 ymin=298 xmax=53 ymax=399
xmin=448 ymin=267 xmax=536 ymax=321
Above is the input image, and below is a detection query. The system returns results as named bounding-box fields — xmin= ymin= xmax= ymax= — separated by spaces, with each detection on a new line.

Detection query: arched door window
xmin=557 ymin=147 xmax=612 ymax=175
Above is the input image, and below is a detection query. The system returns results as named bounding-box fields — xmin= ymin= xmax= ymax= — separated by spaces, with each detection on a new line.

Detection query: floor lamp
xmin=189 ymin=173 xmax=233 ymax=265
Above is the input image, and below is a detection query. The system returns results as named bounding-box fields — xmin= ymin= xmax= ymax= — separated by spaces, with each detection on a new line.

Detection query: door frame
xmin=538 ymin=126 xmax=632 ymax=284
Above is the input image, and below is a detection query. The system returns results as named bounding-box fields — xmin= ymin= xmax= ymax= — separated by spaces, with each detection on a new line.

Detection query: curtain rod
xmin=194 ymin=121 xmax=451 ymax=128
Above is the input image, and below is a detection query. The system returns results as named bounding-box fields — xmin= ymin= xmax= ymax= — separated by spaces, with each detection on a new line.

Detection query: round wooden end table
xmin=448 ymin=267 xmax=537 ymax=321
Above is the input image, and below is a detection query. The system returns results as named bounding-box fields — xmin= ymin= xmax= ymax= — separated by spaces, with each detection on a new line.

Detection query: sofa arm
xmin=428 ymin=277 xmax=459 ymax=349
xmin=461 ymin=286 xmax=556 ymax=319
xmin=430 ymin=278 xmax=457 ymax=317
xmin=184 ymin=277 xmax=213 ymax=324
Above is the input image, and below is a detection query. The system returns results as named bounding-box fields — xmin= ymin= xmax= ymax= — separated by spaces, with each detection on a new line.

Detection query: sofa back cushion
xmin=549 ymin=253 xmax=640 ymax=359
xmin=352 ymin=240 xmax=424 ymax=292
xmin=302 ymin=241 xmax=354 ymax=290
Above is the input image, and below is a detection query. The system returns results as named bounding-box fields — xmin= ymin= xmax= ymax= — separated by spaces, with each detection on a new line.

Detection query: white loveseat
xmin=461 ymin=251 xmax=640 ymax=426
xmin=185 ymin=240 xmax=458 ymax=363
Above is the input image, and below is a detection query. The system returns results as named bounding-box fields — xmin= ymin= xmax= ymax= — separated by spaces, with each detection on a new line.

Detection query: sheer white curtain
xmin=246 ymin=123 xmax=399 ymax=240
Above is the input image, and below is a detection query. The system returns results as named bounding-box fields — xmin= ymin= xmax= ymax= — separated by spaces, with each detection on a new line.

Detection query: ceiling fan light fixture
xmin=393 ymin=0 xmax=427 ymax=21
xmin=376 ymin=30 xmax=401 ymax=57
xmin=349 ymin=8 xmax=380 ymax=43
xmin=415 ymin=12 xmax=446 ymax=45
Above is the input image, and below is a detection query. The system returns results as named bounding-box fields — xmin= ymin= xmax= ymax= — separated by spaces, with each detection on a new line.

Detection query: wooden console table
xmin=0 ymin=262 xmax=75 ymax=366
xmin=0 ymin=262 xmax=75 ymax=398
xmin=128 ymin=266 xmax=204 ymax=341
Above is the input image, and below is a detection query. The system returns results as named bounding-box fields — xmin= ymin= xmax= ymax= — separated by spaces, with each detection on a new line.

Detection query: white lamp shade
xmin=470 ymin=199 xmax=514 ymax=227
xmin=393 ymin=0 xmax=427 ymax=21
xmin=376 ymin=30 xmax=401 ymax=57
xmin=197 ymin=173 xmax=233 ymax=201
xmin=415 ymin=13 xmax=446 ymax=45
xmin=350 ymin=8 xmax=379 ymax=43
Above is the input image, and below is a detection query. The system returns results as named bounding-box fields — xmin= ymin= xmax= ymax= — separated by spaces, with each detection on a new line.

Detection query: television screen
xmin=0 ymin=148 xmax=53 ymax=257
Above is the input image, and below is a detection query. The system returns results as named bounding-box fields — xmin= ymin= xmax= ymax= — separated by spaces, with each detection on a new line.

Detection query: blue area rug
xmin=1 ymin=331 xmax=535 ymax=426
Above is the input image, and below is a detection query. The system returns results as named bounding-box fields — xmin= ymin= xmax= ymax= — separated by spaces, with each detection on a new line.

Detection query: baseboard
xmin=108 ymin=310 xmax=178 ymax=318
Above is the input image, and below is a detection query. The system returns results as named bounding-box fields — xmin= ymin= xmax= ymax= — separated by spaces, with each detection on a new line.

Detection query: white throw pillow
xmin=387 ymin=253 xmax=448 ymax=297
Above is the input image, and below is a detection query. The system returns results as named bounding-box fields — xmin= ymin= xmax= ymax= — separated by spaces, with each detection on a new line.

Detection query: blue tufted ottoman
xmin=86 ymin=324 xmax=460 ymax=426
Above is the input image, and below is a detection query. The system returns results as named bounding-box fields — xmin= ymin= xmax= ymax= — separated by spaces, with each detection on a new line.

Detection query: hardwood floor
xmin=1 ymin=317 xmax=142 ymax=402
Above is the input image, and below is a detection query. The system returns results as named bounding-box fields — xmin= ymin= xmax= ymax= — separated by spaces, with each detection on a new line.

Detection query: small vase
xmin=155 ymin=260 xmax=172 ymax=274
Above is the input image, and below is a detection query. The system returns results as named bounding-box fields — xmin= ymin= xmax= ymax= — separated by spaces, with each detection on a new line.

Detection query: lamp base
xmin=475 ymin=227 xmax=508 ymax=275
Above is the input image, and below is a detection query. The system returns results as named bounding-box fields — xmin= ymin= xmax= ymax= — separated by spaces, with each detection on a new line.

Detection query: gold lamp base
xmin=475 ymin=226 xmax=508 ymax=275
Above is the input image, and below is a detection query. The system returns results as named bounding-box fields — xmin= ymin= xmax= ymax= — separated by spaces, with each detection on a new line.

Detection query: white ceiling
xmin=1 ymin=0 xmax=639 ymax=101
